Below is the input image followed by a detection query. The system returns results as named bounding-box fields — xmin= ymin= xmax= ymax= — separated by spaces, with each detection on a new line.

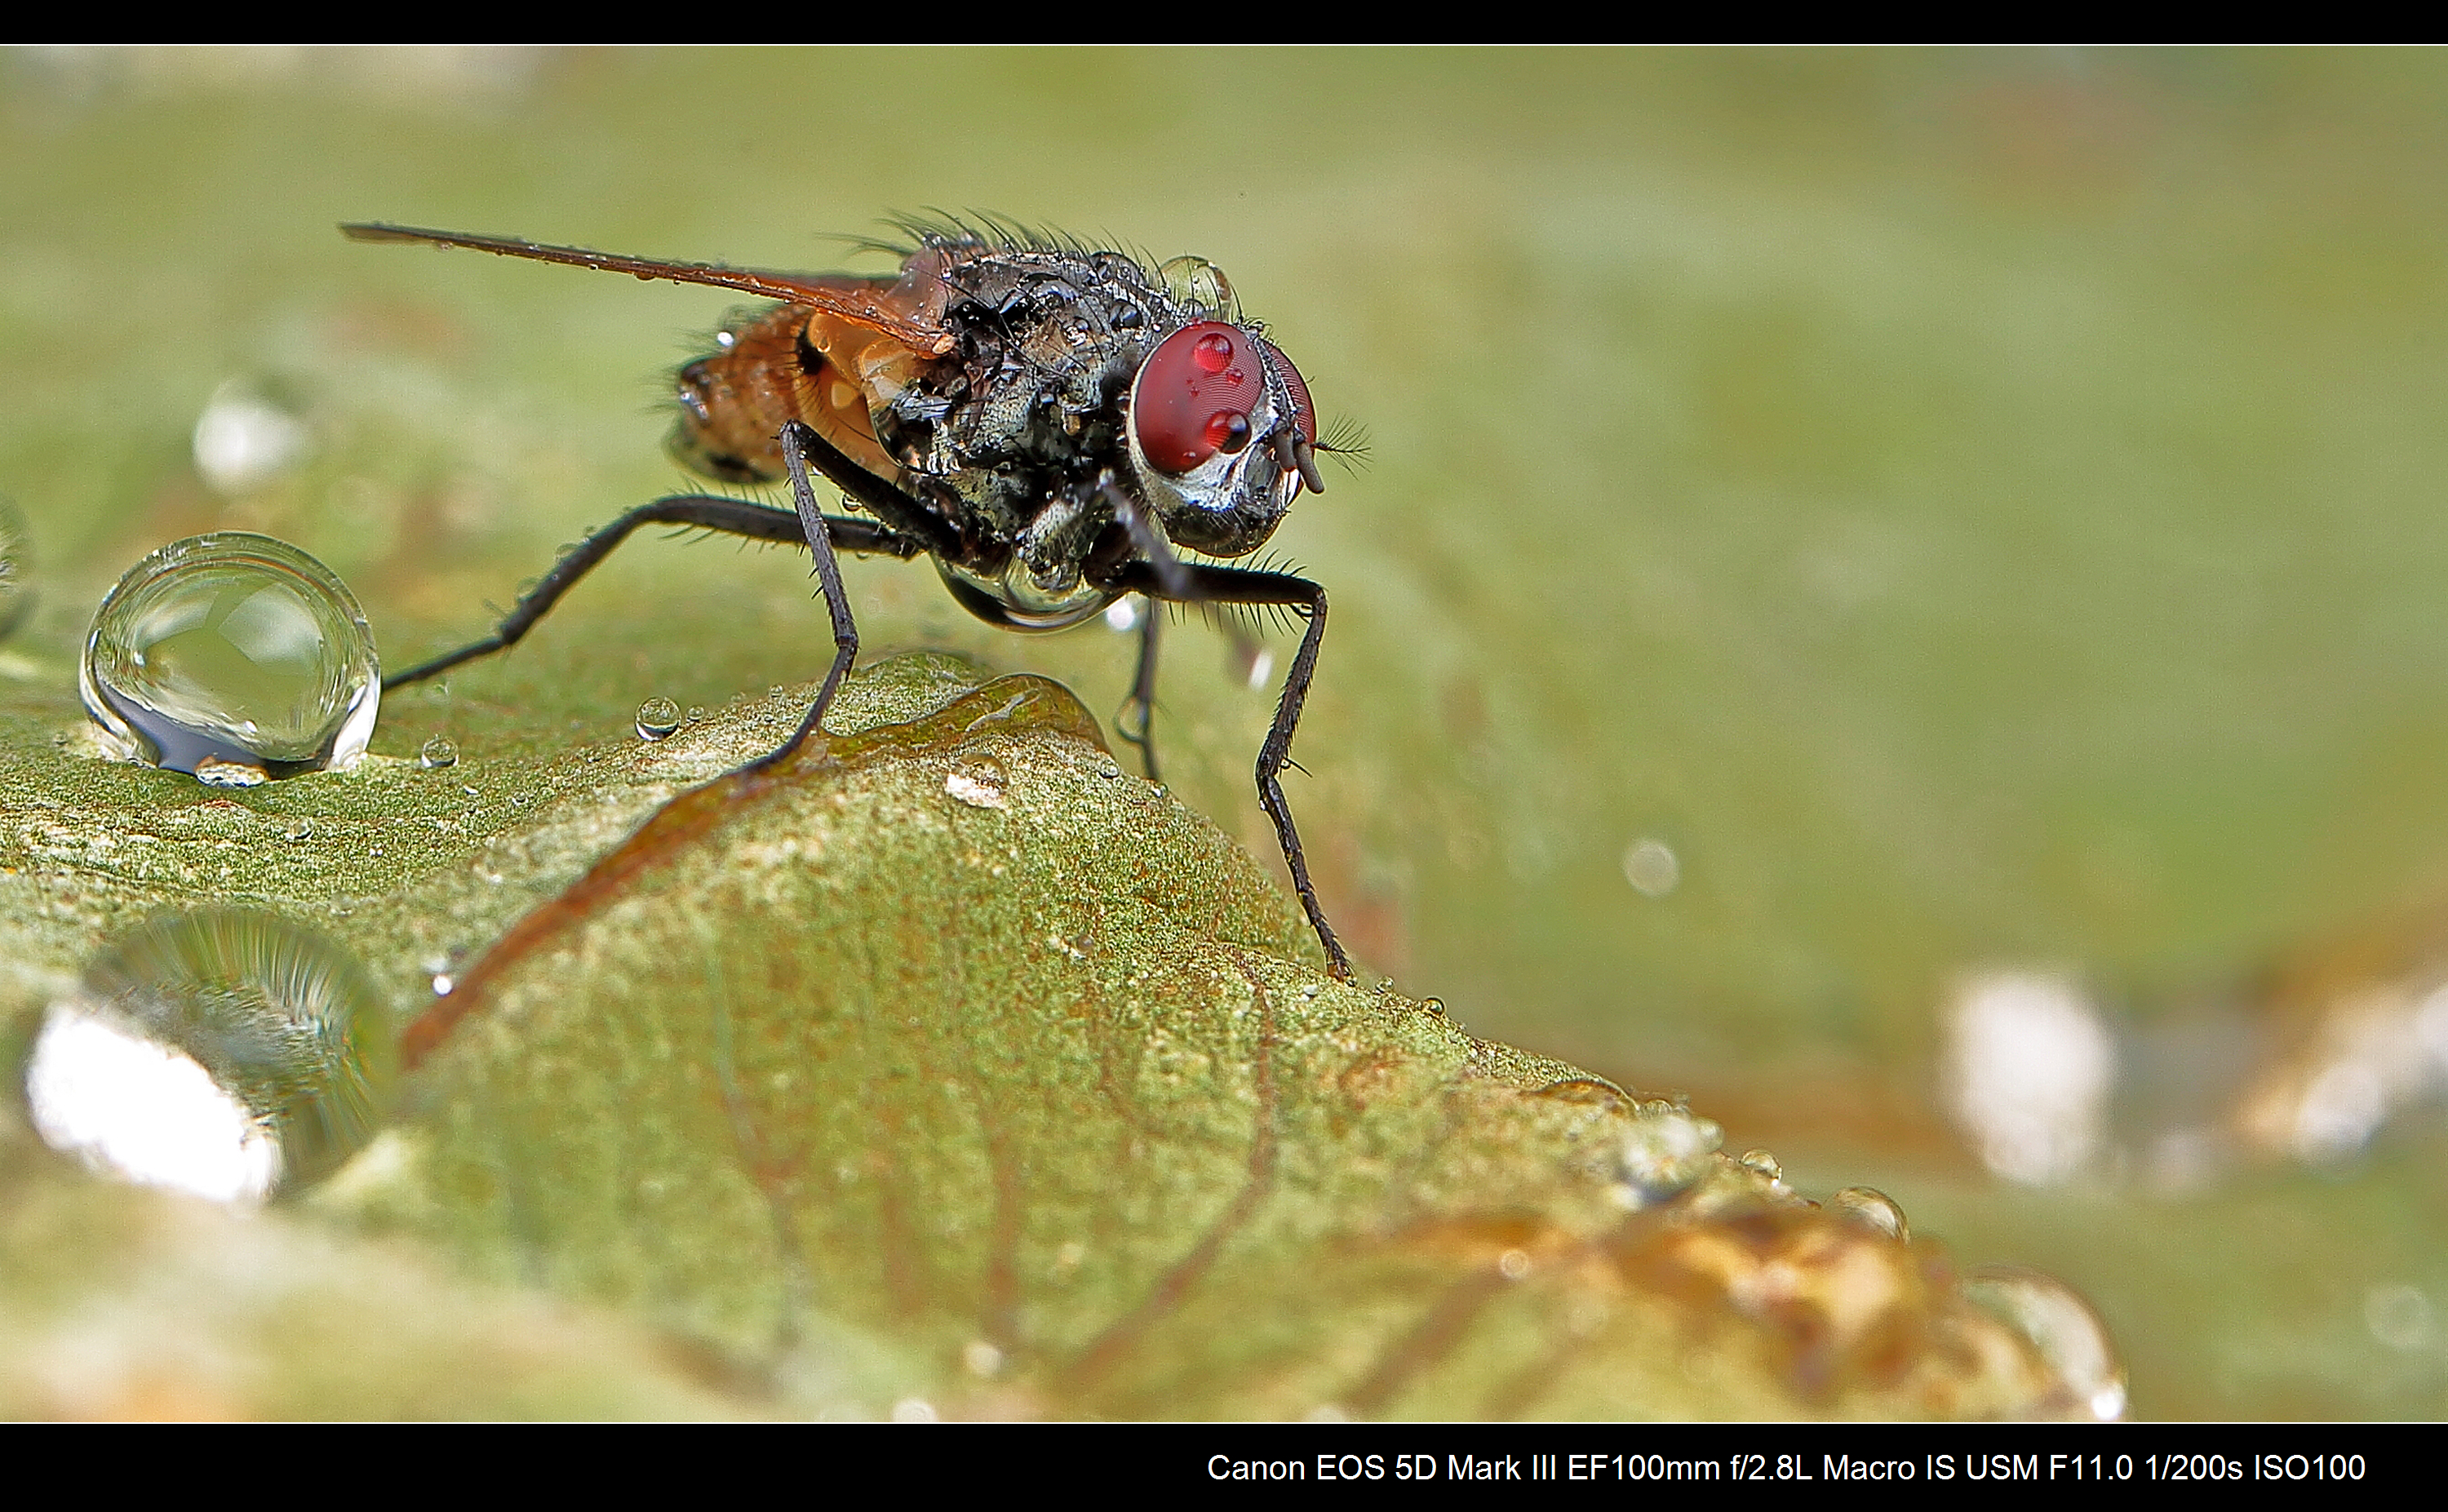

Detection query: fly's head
xmin=1123 ymin=317 xmax=1324 ymax=559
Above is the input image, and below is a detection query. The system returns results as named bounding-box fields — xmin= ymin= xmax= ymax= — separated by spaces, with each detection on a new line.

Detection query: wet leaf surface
xmin=1 ymin=654 xmax=2092 ymax=1417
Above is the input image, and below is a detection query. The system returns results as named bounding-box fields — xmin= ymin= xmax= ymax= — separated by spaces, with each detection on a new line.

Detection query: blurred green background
xmin=6 ymin=47 xmax=2448 ymax=1418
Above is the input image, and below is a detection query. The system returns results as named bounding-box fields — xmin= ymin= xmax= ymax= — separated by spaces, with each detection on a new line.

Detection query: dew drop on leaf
xmin=634 ymin=697 xmax=681 ymax=741
xmin=20 ymin=908 xmax=396 ymax=1199
xmin=1830 ymin=1184 xmax=1910 ymax=1241
xmin=80 ymin=533 xmax=379 ymax=780
xmin=1965 ymin=1266 xmax=2126 ymax=1421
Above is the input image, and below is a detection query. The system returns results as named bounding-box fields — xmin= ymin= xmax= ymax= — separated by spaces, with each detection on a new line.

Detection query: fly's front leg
xmin=384 ymin=494 xmax=921 ymax=691
xmin=1108 ymin=559 xmax=1351 ymax=981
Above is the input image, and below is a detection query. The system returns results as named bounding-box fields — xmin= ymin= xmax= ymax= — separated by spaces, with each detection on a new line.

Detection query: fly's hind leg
xmin=1106 ymin=559 xmax=1351 ymax=981
xmin=383 ymin=493 xmax=924 ymax=692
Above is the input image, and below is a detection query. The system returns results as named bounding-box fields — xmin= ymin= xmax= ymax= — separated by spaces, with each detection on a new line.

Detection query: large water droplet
xmin=419 ymin=735 xmax=459 ymax=769
xmin=635 ymin=696 xmax=681 ymax=741
xmin=1830 ymin=1184 xmax=1910 ymax=1242
xmin=81 ymin=533 xmax=379 ymax=781
xmin=20 ymin=909 xmax=396 ymax=1199
xmin=0 ymin=494 xmax=34 ymax=641
xmin=1737 ymin=1147 xmax=1783 ymax=1181
xmin=1965 ymin=1266 xmax=2126 ymax=1421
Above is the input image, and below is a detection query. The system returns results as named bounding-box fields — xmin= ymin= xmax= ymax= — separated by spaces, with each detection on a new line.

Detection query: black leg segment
xmin=1107 ymin=559 xmax=1352 ymax=981
xmin=382 ymin=493 xmax=922 ymax=691
xmin=746 ymin=421 xmax=868 ymax=773
xmin=1115 ymin=600 xmax=1163 ymax=783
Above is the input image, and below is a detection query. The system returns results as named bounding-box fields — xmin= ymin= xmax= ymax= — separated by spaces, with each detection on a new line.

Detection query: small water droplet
xmin=1830 ymin=1185 xmax=1909 ymax=1241
xmin=634 ymin=696 xmax=681 ymax=741
xmin=945 ymin=757 xmax=1009 ymax=809
xmin=81 ymin=534 xmax=379 ymax=781
xmin=1156 ymin=254 xmax=1235 ymax=313
xmin=1615 ymin=1102 xmax=1723 ymax=1208
xmin=1965 ymin=1267 xmax=2126 ymax=1421
xmin=1095 ymin=753 xmax=1122 ymax=778
xmin=685 ymin=705 xmax=707 ymax=723
xmin=1737 ymin=1147 xmax=1783 ymax=1181
xmin=1622 ymin=837 xmax=1680 ymax=897
xmin=2366 ymin=1284 xmax=2436 ymax=1352
xmin=419 ymin=735 xmax=459 ymax=769
xmin=1375 ymin=977 xmax=1395 ymax=995
xmin=20 ymin=909 xmax=394 ymax=1199
xmin=192 ymin=382 xmax=308 ymax=496
xmin=1419 ymin=995 xmax=1447 ymax=1016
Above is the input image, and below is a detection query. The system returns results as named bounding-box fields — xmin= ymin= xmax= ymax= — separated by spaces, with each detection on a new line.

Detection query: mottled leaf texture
xmin=1 ymin=656 xmax=2095 ymax=1417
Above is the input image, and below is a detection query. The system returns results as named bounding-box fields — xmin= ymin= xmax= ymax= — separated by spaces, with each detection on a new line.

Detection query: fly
xmin=343 ymin=218 xmax=1354 ymax=978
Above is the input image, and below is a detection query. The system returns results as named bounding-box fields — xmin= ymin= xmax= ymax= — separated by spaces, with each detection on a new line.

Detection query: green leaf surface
xmin=1 ymin=653 xmax=2091 ymax=1417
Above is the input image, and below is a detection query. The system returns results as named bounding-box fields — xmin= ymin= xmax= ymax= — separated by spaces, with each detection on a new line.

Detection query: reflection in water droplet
xmin=1831 ymin=1184 xmax=1910 ymax=1242
xmin=194 ymin=755 xmax=268 ymax=787
xmin=1737 ymin=1147 xmax=1782 ymax=1181
xmin=419 ymin=735 xmax=459 ymax=769
xmin=20 ymin=909 xmax=394 ymax=1199
xmin=634 ymin=697 xmax=682 ymax=741
xmin=81 ymin=533 xmax=379 ymax=781
xmin=945 ymin=757 xmax=1009 ymax=809
xmin=0 ymin=494 xmax=34 ymax=641
xmin=23 ymin=1010 xmax=277 ymax=1201
xmin=1622 ymin=838 xmax=1680 ymax=897
xmin=1965 ymin=1266 xmax=2126 ymax=1421
xmin=1616 ymin=1102 xmax=1723 ymax=1208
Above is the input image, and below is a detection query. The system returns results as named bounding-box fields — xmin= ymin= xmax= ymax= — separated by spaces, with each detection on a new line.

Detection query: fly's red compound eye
xmin=1261 ymin=339 xmax=1316 ymax=447
xmin=1133 ymin=320 xmax=1265 ymax=475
